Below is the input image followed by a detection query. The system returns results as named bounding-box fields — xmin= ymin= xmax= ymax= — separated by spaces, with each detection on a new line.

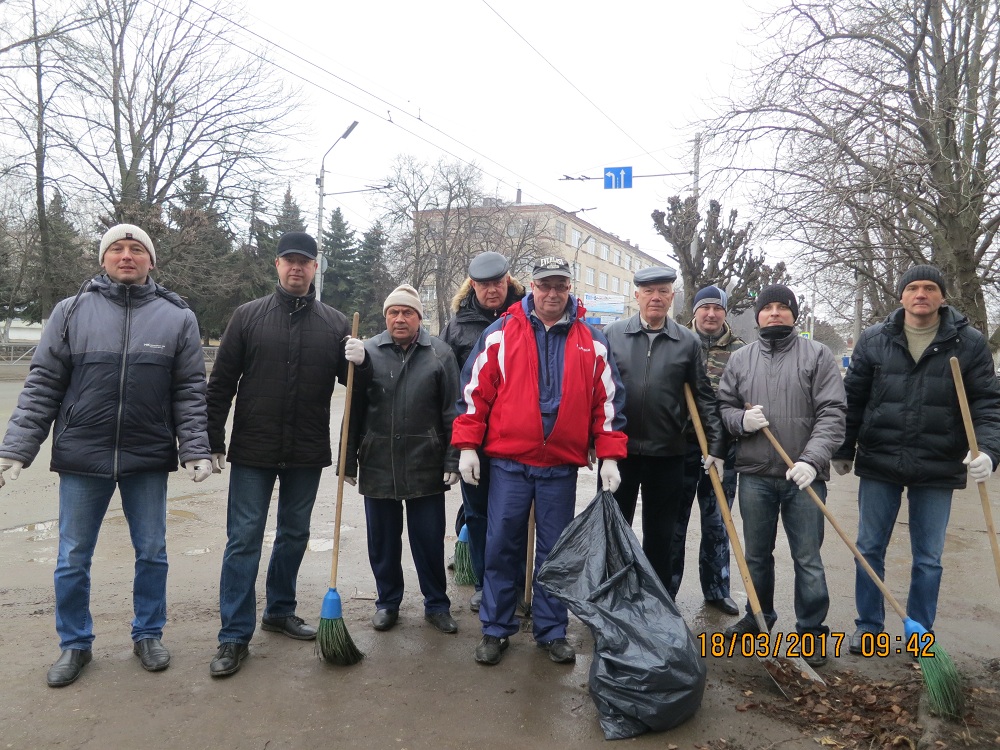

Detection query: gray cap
xmin=531 ymin=257 xmax=572 ymax=280
xmin=634 ymin=266 xmax=677 ymax=285
xmin=468 ymin=251 xmax=510 ymax=282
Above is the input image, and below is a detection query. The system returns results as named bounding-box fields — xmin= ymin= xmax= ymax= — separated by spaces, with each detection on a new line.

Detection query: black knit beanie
xmin=754 ymin=284 xmax=799 ymax=322
xmin=897 ymin=265 xmax=946 ymax=298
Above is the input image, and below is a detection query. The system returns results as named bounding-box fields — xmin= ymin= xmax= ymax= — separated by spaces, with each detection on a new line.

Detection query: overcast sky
xmin=238 ymin=0 xmax=774 ymax=264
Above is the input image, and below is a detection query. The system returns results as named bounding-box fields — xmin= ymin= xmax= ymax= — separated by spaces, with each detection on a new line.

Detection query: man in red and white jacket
xmin=453 ymin=257 xmax=627 ymax=667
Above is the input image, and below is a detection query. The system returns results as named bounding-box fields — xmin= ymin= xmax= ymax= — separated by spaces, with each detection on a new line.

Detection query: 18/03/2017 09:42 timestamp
xmin=696 ymin=631 xmax=937 ymax=659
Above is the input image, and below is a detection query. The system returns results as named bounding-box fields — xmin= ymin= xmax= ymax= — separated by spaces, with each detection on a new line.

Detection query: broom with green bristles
xmin=317 ymin=312 xmax=364 ymax=666
xmin=453 ymin=523 xmax=478 ymax=586
xmin=754 ymin=411 xmax=963 ymax=718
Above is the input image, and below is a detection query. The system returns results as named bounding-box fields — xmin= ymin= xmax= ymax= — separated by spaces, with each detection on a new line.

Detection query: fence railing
xmin=1 ymin=343 xmax=220 ymax=365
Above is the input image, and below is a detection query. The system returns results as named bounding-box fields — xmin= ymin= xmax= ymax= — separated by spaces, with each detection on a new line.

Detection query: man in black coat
xmin=206 ymin=231 xmax=350 ymax=677
xmin=834 ymin=265 xmax=1000 ymax=654
xmin=439 ymin=251 xmax=525 ymax=612
xmin=342 ymin=284 xmax=461 ymax=635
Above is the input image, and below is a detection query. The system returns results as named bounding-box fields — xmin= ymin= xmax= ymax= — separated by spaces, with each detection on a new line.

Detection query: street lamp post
xmin=315 ymin=120 xmax=359 ymax=301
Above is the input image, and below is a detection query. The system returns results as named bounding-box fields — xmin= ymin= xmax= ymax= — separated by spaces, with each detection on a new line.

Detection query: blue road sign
xmin=604 ymin=167 xmax=633 ymax=189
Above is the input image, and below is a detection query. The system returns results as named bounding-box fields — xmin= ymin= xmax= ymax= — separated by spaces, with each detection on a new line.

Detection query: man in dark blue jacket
xmin=834 ymin=265 xmax=1000 ymax=653
xmin=0 ymin=224 xmax=212 ymax=687
xmin=206 ymin=231 xmax=351 ymax=678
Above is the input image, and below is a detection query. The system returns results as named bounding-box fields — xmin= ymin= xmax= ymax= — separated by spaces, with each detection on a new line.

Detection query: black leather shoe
xmin=538 ymin=637 xmax=576 ymax=664
xmin=46 ymin=649 xmax=92 ymax=687
xmin=371 ymin=609 xmax=399 ymax=631
xmin=474 ymin=635 xmax=509 ymax=665
xmin=469 ymin=589 xmax=483 ymax=612
xmin=210 ymin=643 xmax=249 ymax=678
xmin=706 ymin=597 xmax=740 ymax=616
xmin=425 ymin=611 xmax=458 ymax=634
xmin=261 ymin=614 xmax=317 ymax=641
xmin=133 ymin=638 xmax=170 ymax=671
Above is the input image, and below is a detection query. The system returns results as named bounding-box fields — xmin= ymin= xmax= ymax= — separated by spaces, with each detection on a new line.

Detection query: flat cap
xmin=634 ymin=266 xmax=677 ymax=285
xmin=468 ymin=251 xmax=510 ymax=281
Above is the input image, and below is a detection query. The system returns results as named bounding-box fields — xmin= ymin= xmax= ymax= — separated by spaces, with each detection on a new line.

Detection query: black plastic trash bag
xmin=537 ymin=490 xmax=706 ymax=740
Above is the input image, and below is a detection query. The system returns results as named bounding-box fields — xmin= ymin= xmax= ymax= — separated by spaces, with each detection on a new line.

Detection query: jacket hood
xmin=450 ymin=276 xmax=526 ymax=313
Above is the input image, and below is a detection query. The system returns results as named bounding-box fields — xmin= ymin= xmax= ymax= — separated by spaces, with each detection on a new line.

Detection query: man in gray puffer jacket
xmin=0 ymin=224 xmax=211 ymax=688
xmin=717 ymin=285 xmax=845 ymax=667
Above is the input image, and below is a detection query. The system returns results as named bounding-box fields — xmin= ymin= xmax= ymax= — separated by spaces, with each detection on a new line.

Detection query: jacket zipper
xmin=112 ymin=286 xmax=133 ymax=480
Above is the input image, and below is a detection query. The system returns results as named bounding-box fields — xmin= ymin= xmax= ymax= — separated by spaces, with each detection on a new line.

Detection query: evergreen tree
xmin=321 ymin=207 xmax=356 ymax=311
xmin=354 ymin=221 xmax=396 ymax=337
xmin=276 ymin=185 xmax=307 ymax=234
xmin=18 ymin=191 xmax=92 ymax=324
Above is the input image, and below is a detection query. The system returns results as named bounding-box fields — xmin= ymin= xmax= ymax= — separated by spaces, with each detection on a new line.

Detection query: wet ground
xmin=0 ymin=372 xmax=998 ymax=749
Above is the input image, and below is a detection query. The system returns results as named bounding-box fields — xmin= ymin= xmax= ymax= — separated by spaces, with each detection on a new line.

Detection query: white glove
xmin=742 ymin=405 xmax=769 ymax=433
xmin=832 ymin=459 xmax=853 ymax=476
xmin=600 ymin=459 xmax=621 ymax=493
xmin=0 ymin=458 xmax=24 ymax=484
xmin=444 ymin=472 xmax=460 ymax=486
xmin=185 ymin=459 xmax=213 ymax=483
xmin=704 ymin=455 xmax=725 ymax=476
xmin=344 ymin=337 xmax=366 ymax=365
xmin=211 ymin=453 xmax=227 ymax=473
xmin=785 ymin=461 xmax=817 ymax=490
xmin=964 ymin=450 xmax=994 ymax=483
xmin=344 ymin=475 xmax=357 ymax=486
xmin=459 ymin=450 xmax=480 ymax=486
xmin=586 ymin=447 xmax=597 ymax=471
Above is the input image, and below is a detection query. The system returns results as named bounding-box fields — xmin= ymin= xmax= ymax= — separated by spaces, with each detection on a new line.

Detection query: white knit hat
xmin=382 ymin=284 xmax=423 ymax=318
xmin=99 ymin=224 xmax=156 ymax=266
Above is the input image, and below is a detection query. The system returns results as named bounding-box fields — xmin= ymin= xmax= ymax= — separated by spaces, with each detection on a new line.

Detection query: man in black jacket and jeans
xmin=602 ymin=266 xmax=725 ymax=592
xmin=834 ymin=265 xmax=1000 ymax=653
xmin=206 ymin=231 xmax=350 ymax=677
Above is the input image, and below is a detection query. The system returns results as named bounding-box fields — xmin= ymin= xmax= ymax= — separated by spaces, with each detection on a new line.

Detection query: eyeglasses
xmin=535 ymin=281 xmax=570 ymax=293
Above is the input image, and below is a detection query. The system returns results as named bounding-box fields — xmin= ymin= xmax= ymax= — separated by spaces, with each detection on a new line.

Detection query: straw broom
xmin=752 ymin=408 xmax=963 ymax=718
xmin=317 ymin=312 xmax=364 ymax=666
xmin=453 ymin=523 xmax=477 ymax=586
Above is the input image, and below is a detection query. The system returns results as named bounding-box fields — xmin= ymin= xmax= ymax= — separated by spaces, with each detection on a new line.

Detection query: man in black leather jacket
xmin=602 ymin=266 xmax=724 ymax=592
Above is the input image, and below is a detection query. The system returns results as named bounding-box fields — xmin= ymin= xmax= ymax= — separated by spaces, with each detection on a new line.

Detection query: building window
xmin=612 ymin=248 xmax=621 ymax=265
xmin=571 ymin=229 xmax=581 ymax=247
xmin=600 ymin=243 xmax=609 ymax=260
xmin=611 ymin=276 xmax=619 ymax=292
xmin=555 ymin=221 xmax=566 ymax=242
xmin=585 ymin=267 xmax=595 ymax=285
xmin=624 ymin=255 xmax=631 ymax=271
xmin=623 ymin=281 xmax=630 ymax=296
xmin=572 ymin=261 xmax=581 ymax=281
xmin=587 ymin=237 xmax=596 ymax=254
xmin=598 ymin=272 xmax=608 ymax=290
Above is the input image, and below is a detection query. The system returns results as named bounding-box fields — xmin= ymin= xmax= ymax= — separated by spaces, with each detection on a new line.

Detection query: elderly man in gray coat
xmin=717 ymin=285 xmax=846 ymax=668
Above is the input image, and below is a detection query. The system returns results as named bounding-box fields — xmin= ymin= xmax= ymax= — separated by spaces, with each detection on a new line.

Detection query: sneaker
xmin=538 ymin=637 xmax=576 ymax=664
xmin=474 ymin=635 xmax=509 ymax=665
xmin=723 ymin=613 xmax=761 ymax=639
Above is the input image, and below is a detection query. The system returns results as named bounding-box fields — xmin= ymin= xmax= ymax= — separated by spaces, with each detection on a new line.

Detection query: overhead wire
xmin=156 ymin=0 xmax=595 ymax=214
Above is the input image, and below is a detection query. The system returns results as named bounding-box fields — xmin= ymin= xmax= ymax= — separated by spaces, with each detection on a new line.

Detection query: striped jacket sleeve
xmin=589 ymin=327 xmax=628 ymax=460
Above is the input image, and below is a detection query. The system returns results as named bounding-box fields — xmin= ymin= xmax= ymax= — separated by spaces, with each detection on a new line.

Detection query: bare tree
xmin=52 ymin=0 xmax=299 ymax=233
xmin=652 ymin=195 xmax=789 ymax=321
xmin=378 ymin=155 xmax=547 ymax=329
xmin=707 ymin=0 xmax=1000 ymax=344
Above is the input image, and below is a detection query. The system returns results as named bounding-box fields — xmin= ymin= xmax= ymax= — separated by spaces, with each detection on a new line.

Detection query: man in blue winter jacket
xmin=0 ymin=223 xmax=212 ymax=687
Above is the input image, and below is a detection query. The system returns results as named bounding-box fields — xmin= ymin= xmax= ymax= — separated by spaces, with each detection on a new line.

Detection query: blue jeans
xmin=481 ymin=460 xmax=577 ymax=643
xmin=218 ymin=464 xmax=322 ymax=644
xmin=855 ymin=478 xmax=952 ymax=633
xmin=738 ymin=474 xmax=829 ymax=635
xmin=365 ymin=493 xmax=450 ymax=613
xmin=55 ymin=472 xmax=168 ymax=650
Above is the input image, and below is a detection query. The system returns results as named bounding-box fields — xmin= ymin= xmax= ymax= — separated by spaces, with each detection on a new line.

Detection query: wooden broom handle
xmin=949 ymin=357 xmax=1000 ymax=589
xmin=684 ymin=385 xmax=770 ymax=634
xmin=329 ymin=312 xmax=360 ymax=587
